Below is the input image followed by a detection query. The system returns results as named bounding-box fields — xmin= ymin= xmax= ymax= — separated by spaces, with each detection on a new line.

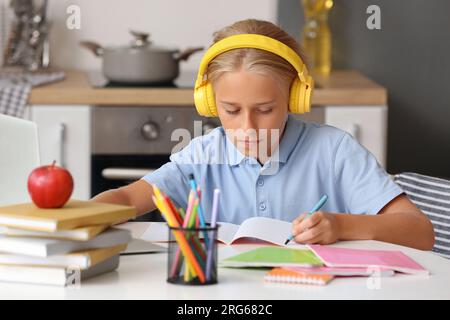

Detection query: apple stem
xmin=51 ymin=160 xmax=56 ymax=167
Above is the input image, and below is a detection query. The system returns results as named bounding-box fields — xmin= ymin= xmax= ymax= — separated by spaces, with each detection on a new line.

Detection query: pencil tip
xmin=284 ymin=239 xmax=289 ymax=245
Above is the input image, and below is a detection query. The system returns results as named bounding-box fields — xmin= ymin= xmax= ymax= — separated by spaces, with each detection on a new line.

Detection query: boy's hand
xmin=291 ymin=211 xmax=341 ymax=245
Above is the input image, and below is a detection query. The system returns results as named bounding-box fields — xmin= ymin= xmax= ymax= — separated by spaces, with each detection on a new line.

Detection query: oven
xmin=91 ymin=105 xmax=219 ymax=221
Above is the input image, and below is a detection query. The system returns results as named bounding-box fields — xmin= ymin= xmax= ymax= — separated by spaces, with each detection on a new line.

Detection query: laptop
xmin=0 ymin=114 xmax=40 ymax=206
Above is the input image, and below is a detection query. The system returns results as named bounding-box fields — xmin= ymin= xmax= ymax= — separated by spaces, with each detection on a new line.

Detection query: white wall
xmin=37 ymin=0 xmax=278 ymax=72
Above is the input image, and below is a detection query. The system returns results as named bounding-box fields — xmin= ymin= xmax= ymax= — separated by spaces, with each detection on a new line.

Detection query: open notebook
xmin=217 ymin=217 xmax=292 ymax=245
xmin=140 ymin=217 xmax=293 ymax=246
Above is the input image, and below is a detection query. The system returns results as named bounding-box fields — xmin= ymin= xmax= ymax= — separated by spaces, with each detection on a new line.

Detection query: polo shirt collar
xmin=223 ymin=129 xmax=246 ymax=166
xmin=272 ymin=114 xmax=303 ymax=164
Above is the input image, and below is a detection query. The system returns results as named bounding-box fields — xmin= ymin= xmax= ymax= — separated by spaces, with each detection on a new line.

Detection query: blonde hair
xmin=207 ymin=19 xmax=308 ymax=99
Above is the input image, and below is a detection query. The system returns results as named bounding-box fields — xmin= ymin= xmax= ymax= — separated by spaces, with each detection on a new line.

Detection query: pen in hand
xmin=284 ymin=194 xmax=329 ymax=245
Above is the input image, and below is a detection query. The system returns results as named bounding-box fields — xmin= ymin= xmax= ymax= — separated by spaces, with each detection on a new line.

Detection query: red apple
xmin=27 ymin=161 xmax=74 ymax=208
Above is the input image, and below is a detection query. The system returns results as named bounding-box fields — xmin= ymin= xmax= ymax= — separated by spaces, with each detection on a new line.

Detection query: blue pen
xmin=188 ymin=174 xmax=209 ymax=247
xmin=284 ymin=194 xmax=328 ymax=245
xmin=188 ymin=174 xmax=207 ymax=227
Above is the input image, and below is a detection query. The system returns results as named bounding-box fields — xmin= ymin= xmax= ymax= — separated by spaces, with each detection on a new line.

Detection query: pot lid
xmin=106 ymin=30 xmax=179 ymax=53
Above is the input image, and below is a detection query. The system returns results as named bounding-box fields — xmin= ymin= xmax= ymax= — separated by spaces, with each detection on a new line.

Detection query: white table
xmin=0 ymin=238 xmax=449 ymax=300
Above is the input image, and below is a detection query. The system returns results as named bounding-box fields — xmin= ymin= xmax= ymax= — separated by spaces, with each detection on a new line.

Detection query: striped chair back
xmin=394 ymin=172 xmax=450 ymax=259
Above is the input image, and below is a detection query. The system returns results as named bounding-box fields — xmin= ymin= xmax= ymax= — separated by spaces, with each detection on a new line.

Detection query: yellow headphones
xmin=194 ymin=34 xmax=314 ymax=117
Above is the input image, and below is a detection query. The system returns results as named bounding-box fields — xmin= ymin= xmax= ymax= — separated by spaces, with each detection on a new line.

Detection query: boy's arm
xmin=91 ymin=180 xmax=157 ymax=218
xmin=292 ymin=195 xmax=435 ymax=251
xmin=336 ymin=194 xmax=435 ymax=250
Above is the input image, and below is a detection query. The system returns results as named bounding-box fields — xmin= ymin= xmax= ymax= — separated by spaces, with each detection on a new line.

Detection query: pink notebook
xmin=307 ymin=245 xmax=429 ymax=275
xmin=285 ymin=266 xmax=395 ymax=277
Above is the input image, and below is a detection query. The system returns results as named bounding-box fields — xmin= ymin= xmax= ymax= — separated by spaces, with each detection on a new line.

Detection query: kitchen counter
xmin=28 ymin=70 xmax=387 ymax=106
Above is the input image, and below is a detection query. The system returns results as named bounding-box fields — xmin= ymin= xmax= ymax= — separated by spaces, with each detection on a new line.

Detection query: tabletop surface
xmin=0 ymin=229 xmax=449 ymax=300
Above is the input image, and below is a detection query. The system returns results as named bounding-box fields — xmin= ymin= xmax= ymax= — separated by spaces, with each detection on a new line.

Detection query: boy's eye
xmin=225 ymin=109 xmax=239 ymax=115
xmin=259 ymin=108 xmax=273 ymax=114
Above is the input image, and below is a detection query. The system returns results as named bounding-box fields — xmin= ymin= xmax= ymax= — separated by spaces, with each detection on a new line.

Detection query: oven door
xmin=90 ymin=105 xmax=220 ymax=222
xmin=91 ymin=154 xmax=169 ymax=221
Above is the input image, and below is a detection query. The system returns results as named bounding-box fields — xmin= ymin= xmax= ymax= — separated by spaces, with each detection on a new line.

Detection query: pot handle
xmin=175 ymin=47 xmax=204 ymax=62
xmin=79 ymin=41 xmax=104 ymax=57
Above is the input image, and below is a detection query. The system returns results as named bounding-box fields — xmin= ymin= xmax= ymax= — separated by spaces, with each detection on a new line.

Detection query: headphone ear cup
xmin=204 ymin=82 xmax=218 ymax=117
xmin=194 ymin=85 xmax=208 ymax=116
xmin=302 ymin=75 xmax=314 ymax=114
xmin=288 ymin=76 xmax=314 ymax=114
xmin=298 ymin=81 xmax=308 ymax=114
xmin=194 ymin=82 xmax=217 ymax=117
xmin=288 ymin=78 xmax=302 ymax=114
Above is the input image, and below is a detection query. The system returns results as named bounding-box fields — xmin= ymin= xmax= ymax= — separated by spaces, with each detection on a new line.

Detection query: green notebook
xmin=220 ymin=246 xmax=323 ymax=268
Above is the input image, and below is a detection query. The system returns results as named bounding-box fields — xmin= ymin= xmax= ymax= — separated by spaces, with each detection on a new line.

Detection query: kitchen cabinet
xmin=296 ymin=105 xmax=387 ymax=166
xmin=28 ymin=105 xmax=91 ymax=200
xmin=324 ymin=105 xmax=387 ymax=166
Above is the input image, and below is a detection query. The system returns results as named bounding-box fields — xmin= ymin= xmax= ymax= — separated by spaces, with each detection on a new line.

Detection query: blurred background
xmin=279 ymin=0 xmax=450 ymax=180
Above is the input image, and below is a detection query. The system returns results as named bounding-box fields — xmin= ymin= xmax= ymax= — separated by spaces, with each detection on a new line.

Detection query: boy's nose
xmin=241 ymin=113 xmax=257 ymax=131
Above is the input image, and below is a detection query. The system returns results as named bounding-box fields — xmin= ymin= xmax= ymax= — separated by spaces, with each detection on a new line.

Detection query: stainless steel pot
xmin=80 ymin=30 xmax=203 ymax=83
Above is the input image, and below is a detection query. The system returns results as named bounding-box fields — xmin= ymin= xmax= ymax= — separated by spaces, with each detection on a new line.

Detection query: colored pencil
xmin=152 ymin=191 xmax=205 ymax=282
xmin=188 ymin=175 xmax=209 ymax=246
xmin=183 ymin=190 xmax=196 ymax=226
xmin=206 ymin=189 xmax=220 ymax=281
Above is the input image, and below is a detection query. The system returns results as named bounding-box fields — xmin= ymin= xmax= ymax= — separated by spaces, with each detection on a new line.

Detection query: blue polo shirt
xmin=142 ymin=115 xmax=403 ymax=224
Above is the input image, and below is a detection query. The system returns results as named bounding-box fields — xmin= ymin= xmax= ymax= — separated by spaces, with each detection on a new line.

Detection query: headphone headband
xmin=195 ymin=34 xmax=309 ymax=89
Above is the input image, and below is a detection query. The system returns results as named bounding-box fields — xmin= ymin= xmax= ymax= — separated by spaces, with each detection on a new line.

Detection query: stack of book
xmin=0 ymin=200 xmax=136 ymax=286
